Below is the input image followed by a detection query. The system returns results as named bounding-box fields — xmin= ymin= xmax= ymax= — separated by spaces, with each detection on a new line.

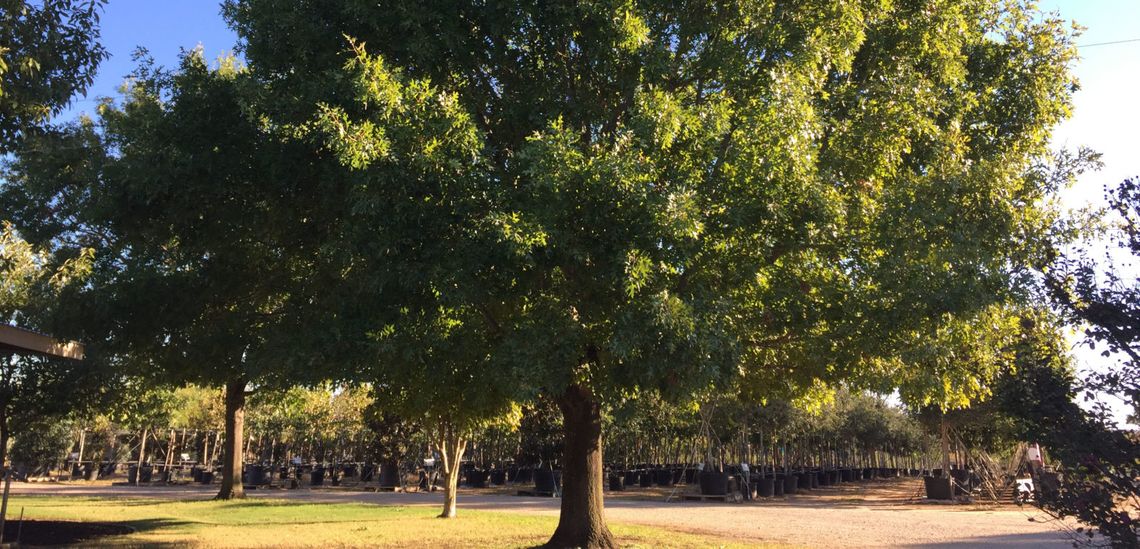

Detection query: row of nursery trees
xmin=17 ymin=371 xmax=1060 ymax=488
xmin=14 ymin=384 xmax=941 ymax=481
xmin=4 ymin=1 xmax=1139 ymax=547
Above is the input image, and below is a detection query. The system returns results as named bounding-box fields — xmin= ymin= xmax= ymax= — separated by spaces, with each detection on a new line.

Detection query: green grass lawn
xmin=3 ymin=495 xmax=767 ymax=548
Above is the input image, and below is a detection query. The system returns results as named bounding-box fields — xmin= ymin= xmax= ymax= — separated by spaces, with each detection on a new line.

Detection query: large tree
xmin=0 ymin=51 xmax=344 ymax=499
xmin=223 ymin=1 xmax=1079 ymax=546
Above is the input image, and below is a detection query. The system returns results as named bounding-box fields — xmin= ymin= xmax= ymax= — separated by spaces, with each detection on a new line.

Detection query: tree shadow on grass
xmin=899 ymin=531 xmax=1079 ymax=548
xmin=124 ymin=518 xmax=194 ymax=533
xmin=2 ymin=518 xmax=190 ymax=546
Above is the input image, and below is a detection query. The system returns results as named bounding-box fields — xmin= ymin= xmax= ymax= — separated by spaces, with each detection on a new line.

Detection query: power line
xmin=1078 ymin=38 xmax=1140 ymax=48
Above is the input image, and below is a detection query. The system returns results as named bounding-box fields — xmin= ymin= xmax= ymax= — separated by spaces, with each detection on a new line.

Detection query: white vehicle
xmin=1015 ymin=477 xmax=1034 ymax=505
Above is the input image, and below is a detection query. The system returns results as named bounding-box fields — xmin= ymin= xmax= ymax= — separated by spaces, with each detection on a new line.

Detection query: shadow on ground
xmin=902 ymin=531 xmax=1078 ymax=548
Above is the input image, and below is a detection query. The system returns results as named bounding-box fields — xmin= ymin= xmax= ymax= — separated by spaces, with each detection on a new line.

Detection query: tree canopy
xmin=0 ymin=0 xmax=1085 ymax=545
xmin=217 ymin=2 xmax=1080 ymax=545
xmin=0 ymin=0 xmax=107 ymax=151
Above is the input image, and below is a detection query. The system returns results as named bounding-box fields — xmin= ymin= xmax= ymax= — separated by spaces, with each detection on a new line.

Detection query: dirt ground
xmin=12 ymin=477 xmax=1082 ymax=548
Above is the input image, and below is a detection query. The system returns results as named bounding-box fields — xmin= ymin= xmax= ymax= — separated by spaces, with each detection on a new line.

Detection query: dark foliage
xmin=1038 ymin=178 xmax=1140 ymax=547
xmin=516 ymin=395 xmax=563 ymax=467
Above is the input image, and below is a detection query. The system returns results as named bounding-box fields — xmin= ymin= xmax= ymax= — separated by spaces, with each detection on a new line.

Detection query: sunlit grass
xmin=7 ymin=495 xmax=776 ymax=548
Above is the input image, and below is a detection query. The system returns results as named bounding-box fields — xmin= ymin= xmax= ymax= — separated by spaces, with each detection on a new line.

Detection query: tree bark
xmin=165 ymin=429 xmax=176 ymax=471
xmin=0 ymin=412 xmax=9 ymax=470
xmin=135 ymin=427 xmax=148 ymax=485
xmin=545 ymin=384 xmax=616 ymax=549
xmin=217 ymin=379 xmax=246 ymax=500
xmin=436 ymin=422 xmax=467 ymax=519
xmin=76 ymin=430 xmax=86 ymax=470
xmin=940 ymin=415 xmax=951 ymax=478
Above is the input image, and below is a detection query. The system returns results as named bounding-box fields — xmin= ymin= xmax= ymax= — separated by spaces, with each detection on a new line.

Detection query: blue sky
xmin=1038 ymin=0 xmax=1140 ymax=425
xmin=66 ymin=1 xmax=237 ymax=115
xmin=1041 ymin=0 xmax=1140 ymax=204
xmin=68 ymin=1 xmax=1140 ymax=421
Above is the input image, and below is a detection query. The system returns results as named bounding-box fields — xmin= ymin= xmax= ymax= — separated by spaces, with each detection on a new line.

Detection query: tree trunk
xmin=940 ymin=415 xmax=951 ymax=478
xmin=165 ymin=429 xmax=176 ymax=470
xmin=436 ymin=423 xmax=467 ymax=519
xmin=0 ymin=412 xmax=9 ymax=470
xmin=76 ymin=430 xmax=86 ymax=470
xmin=135 ymin=427 xmax=148 ymax=485
xmin=546 ymin=385 xmax=615 ymax=549
xmin=217 ymin=379 xmax=246 ymax=500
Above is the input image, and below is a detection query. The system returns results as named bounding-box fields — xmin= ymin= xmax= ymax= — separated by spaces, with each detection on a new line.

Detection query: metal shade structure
xmin=0 ymin=324 xmax=84 ymax=361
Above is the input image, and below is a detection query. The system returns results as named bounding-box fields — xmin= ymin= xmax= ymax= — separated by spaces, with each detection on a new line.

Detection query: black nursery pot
xmin=622 ymin=471 xmax=637 ymax=486
xmin=248 ymin=464 xmax=270 ymax=486
xmin=924 ymin=475 xmax=953 ymax=500
xmin=608 ymin=473 xmax=624 ymax=491
xmin=311 ymin=467 xmax=326 ymax=486
xmin=490 ymin=469 xmax=507 ymax=486
xmin=378 ymin=462 xmax=400 ymax=488
xmin=818 ymin=471 xmax=832 ymax=486
xmin=639 ymin=471 xmax=653 ymax=488
xmin=684 ymin=469 xmax=697 ymax=484
xmin=699 ymin=470 xmax=729 ymax=495
xmin=756 ymin=476 xmax=775 ymax=498
xmin=773 ymin=475 xmax=785 ymax=496
xmin=466 ymin=469 xmax=489 ymax=488
xmin=534 ymin=468 xmax=559 ymax=493
xmin=654 ymin=468 xmax=673 ymax=487
xmin=200 ymin=471 xmax=214 ymax=485
xmin=515 ymin=468 xmax=534 ymax=485
xmin=783 ymin=474 xmax=798 ymax=495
